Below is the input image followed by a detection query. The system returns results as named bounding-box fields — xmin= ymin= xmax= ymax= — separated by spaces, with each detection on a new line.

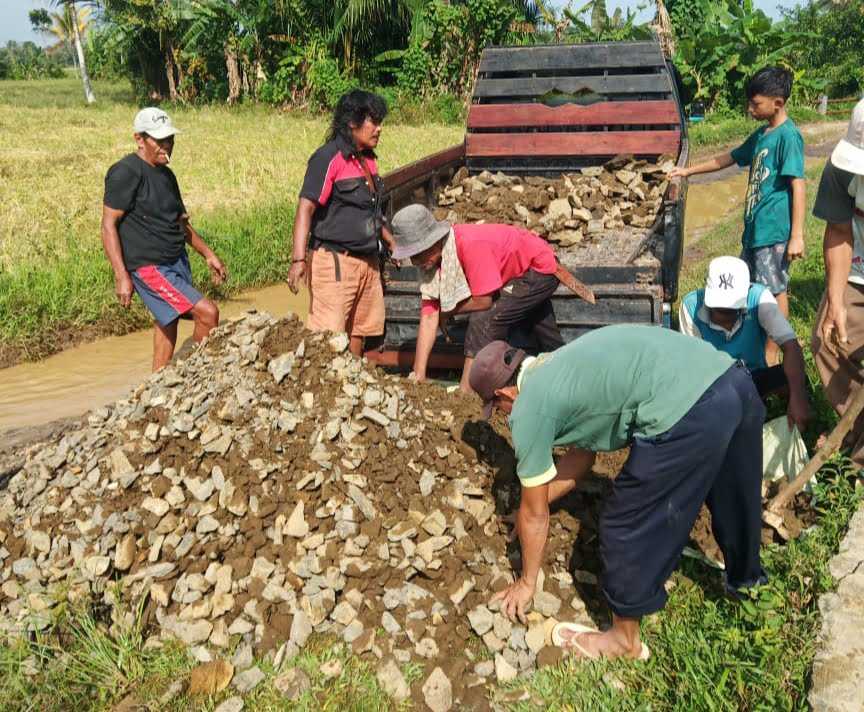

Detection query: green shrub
xmin=0 ymin=41 xmax=64 ymax=80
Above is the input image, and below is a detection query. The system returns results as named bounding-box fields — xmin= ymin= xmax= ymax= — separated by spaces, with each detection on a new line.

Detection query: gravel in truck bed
xmin=432 ymin=154 xmax=676 ymax=267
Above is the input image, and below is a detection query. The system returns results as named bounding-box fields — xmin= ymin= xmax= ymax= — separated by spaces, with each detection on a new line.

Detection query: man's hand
xmin=115 ymin=271 xmax=133 ymax=308
xmin=667 ymin=166 xmax=689 ymax=179
xmin=287 ymin=261 xmax=306 ymax=294
xmin=491 ymin=577 xmax=536 ymax=624
xmin=787 ymin=392 xmax=811 ymax=432
xmin=206 ymin=254 xmax=227 ymax=285
xmin=821 ymin=300 xmax=849 ymax=353
xmin=787 ymin=233 xmax=805 ymax=262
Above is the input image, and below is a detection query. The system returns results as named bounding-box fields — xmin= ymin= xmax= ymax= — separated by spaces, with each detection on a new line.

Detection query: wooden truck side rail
xmin=369 ymin=41 xmax=689 ymax=369
xmin=382 ymin=143 xmax=465 ymax=219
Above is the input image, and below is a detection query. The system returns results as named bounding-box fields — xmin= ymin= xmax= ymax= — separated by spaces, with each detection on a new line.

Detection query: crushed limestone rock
xmin=434 ymin=155 xmax=675 ymax=266
xmin=0 ymin=312 xmax=623 ymax=705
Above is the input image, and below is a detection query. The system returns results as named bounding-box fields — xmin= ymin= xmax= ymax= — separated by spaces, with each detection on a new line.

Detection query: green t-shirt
xmin=509 ymin=325 xmax=734 ymax=487
xmin=731 ymin=118 xmax=805 ymax=249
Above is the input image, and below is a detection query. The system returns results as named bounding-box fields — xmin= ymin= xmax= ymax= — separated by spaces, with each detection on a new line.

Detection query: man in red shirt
xmin=391 ymin=204 xmax=565 ymax=392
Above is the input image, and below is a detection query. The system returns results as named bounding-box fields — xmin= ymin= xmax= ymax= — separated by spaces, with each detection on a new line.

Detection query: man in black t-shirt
xmin=102 ymin=107 xmax=227 ymax=371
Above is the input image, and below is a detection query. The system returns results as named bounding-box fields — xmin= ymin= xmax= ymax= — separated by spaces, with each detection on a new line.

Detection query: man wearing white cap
xmin=101 ymin=108 xmax=226 ymax=371
xmin=811 ymin=98 xmax=864 ymax=466
xmin=680 ymin=255 xmax=809 ymax=431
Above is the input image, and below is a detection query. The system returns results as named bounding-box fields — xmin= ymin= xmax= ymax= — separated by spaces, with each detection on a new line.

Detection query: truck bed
xmin=368 ymin=41 xmax=689 ymax=368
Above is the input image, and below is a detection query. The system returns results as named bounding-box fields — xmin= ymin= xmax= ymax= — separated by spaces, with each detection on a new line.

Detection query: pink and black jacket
xmin=299 ymin=134 xmax=386 ymax=256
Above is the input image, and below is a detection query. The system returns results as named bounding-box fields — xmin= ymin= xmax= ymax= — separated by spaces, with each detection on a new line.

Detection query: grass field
xmin=0 ymin=78 xmax=462 ymax=364
xmin=687 ymin=106 xmax=827 ymax=155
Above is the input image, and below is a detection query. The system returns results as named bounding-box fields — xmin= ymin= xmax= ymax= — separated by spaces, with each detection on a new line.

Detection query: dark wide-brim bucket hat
xmin=390 ymin=204 xmax=451 ymax=260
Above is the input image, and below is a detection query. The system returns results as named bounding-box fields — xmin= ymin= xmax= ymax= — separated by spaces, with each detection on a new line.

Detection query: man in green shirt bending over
xmin=471 ymin=325 xmax=766 ymax=660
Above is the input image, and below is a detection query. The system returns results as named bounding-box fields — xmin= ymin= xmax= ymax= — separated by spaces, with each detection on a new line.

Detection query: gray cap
xmin=390 ymin=204 xmax=451 ymax=260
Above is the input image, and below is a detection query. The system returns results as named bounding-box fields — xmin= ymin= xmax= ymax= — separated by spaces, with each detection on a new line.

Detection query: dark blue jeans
xmin=600 ymin=364 xmax=766 ymax=618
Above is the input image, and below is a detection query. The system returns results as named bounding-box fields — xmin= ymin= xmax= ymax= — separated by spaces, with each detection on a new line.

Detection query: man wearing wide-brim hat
xmin=390 ymin=204 xmax=593 ymax=392
xmin=811 ymin=98 xmax=864 ymax=466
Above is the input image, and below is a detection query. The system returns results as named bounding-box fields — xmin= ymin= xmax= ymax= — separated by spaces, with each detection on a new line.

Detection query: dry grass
xmin=0 ymin=78 xmax=461 ymax=271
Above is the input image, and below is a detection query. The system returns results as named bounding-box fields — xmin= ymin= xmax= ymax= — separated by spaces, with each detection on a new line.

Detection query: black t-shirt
xmin=103 ymin=153 xmax=188 ymax=271
xmin=813 ymin=159 xmax=856 ymax=224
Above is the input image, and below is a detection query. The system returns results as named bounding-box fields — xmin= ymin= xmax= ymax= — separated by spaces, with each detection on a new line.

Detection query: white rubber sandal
xmin=551 ymin=621 xmax=651 ymax=660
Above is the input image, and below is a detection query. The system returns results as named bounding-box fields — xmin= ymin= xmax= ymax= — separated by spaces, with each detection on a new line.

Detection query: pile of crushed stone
xmin=0 ymin=312 xmax=812 ymax=709
xmin=0 ymin=313 xmax=612 ymax=709
xmin=433 ymin=155 xmax=675 ymax=263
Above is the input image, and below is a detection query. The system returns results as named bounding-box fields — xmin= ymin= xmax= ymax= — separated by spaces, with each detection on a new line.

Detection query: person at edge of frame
xmin=811 ymin=98 xmax=864 ymax=466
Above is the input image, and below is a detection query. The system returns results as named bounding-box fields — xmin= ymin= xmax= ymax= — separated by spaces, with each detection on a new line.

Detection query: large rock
xmin=376 ymin=658 xmax=410 ymax=703
xmin=114 ymin=534 xmax=136 ymax=571
xmin=290 ymin=610 xmax=313 ymax=647
xmin=214 ymin=697 xmax=244 ymax=712
xmin=495 ymin=653 xmax=518 ymax=683
xmin=468 ymin=605 xmax=494 ymax=636
xmin=274 ymin=668 xmax=311 ymax=701
xmin=422 ymin=667 xmax=453 ymax=712
xmin=232 ymin=666 xmax=265 ymax=694
xmin=188 ymin=659 xmax=234 ymax=695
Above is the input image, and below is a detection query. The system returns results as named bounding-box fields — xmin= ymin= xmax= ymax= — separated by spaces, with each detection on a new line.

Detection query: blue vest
xmin=681 ymin=283 xmax=768 ymax=370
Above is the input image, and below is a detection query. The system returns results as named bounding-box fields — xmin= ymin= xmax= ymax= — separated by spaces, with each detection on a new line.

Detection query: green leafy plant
xmin=673 ymin=0 xmax=818 ymax=111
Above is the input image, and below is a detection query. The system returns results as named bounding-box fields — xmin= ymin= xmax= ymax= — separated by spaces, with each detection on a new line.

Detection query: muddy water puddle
xmin=684 ymin=156 xmax=823 ymax=243
xmin=0 ymin=284 xmax=307 ymax=435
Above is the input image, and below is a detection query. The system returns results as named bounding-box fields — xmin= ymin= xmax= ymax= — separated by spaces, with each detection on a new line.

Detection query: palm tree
xmin=51 ymin=1 xmax=95 ymax=104
xmin=46 ymin=5 xmax=93 ymax=75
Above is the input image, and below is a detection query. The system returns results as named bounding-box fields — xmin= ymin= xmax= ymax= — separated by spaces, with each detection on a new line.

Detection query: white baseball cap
xmin=704 ymin=256 xmax=750 ymax=309
xmin=831 ymin=98 xmax=864 ymax=176
xmin=133 ymin=107 xmax=181 ymax=139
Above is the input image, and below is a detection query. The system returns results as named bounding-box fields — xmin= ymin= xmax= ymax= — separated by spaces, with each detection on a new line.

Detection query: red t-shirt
xmin=421 ymin=224 xmax=557 ymax=314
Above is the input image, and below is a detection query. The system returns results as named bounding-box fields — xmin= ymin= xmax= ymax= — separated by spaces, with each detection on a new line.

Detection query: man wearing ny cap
xmin=679 ymin=255 xmax=809 ymax=429
xmin=102 ymin=107 xmax=226 ymax=371
xmin=390 ymin=204 xmax=594 ymax=392
xmin=471 ymin=326 xmax=766 ymax=660
xmin=811 ymin=98 xmax=864 ymax=466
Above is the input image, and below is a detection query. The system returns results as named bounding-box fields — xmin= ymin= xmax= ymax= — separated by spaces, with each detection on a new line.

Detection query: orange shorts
xmin=307 ymin=249 xmax=385 ymax=337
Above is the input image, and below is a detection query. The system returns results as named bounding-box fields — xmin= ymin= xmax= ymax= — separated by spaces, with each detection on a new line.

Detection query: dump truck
xmin=367 ymin=41 xmax=689 ymax=369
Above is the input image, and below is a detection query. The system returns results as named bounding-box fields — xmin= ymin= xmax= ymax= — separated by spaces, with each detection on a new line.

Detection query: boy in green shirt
xmin=671 ymin=66 xmax=806 ymax=363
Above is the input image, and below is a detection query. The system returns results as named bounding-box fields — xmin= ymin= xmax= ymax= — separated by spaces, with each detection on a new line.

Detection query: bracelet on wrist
xmin=292 ymin=258 xmax=305 ymax=263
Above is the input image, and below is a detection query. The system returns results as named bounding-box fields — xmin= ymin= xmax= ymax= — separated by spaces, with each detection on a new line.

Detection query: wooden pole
xmin=768 ymin=384 xmax=864 ymax=512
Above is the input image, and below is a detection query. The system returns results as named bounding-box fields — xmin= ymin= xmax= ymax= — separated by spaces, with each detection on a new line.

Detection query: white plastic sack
xmin=762 ymin=416 xmax=809 ymax=483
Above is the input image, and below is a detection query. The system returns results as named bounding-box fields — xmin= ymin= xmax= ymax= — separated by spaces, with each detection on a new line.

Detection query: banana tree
xmin=562 ymin=0 xmax=652 ymax=42
xmin=673 ymin=0 xmax=813 ymax=109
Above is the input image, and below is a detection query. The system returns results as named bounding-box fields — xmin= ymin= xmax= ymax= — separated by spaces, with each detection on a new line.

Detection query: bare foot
xmin=558 ymin=628 xmax=643 ymax=660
